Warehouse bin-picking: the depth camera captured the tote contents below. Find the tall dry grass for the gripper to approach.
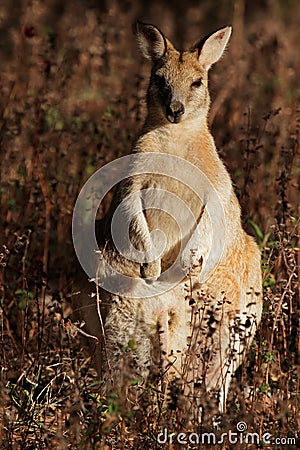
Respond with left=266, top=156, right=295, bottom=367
left=0, top=0, right=299, bottom=448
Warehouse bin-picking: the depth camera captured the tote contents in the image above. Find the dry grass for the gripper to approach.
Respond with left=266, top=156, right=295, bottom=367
left=0, top=0, right=299, bottom=448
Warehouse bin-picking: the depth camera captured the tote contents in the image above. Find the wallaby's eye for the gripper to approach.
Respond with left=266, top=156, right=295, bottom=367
left=191, top=78, right=202, bottom=88
left=153, top=74, right=165, bottom=89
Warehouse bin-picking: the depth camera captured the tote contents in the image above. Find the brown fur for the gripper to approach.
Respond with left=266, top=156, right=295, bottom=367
left=75, top=22, right=262, bottom=411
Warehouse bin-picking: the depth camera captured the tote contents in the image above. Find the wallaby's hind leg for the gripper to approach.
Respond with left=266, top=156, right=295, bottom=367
left=158, top=294, right=192, bottom=380
left=103, top=297, right=155, bottom=387
left=183, top=264, right=262, bottom=412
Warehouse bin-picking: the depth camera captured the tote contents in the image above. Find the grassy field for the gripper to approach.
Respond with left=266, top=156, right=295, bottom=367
left=0, top=0, right=299, bottom=448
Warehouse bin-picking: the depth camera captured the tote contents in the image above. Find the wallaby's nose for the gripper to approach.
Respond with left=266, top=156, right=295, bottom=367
left=166, top=101, right=185, bottom=123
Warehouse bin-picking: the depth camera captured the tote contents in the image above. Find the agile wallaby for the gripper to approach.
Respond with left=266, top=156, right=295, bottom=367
left=76, top=22, right=263, bottom=411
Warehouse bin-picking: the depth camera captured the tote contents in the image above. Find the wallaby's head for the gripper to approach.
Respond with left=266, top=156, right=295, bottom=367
left=133, top=21, right=231, bottom=125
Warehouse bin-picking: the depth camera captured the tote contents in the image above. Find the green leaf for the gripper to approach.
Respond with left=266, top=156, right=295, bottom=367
left=248, top=219, right=264, bottom=242
left=18, top=298, right=27, bottom=310
left=15, top=289, right=25, bottom=296
left=260, top=384, right=269, bottom=393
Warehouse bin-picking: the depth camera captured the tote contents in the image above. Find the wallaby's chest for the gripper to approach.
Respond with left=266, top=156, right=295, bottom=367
left=123, top=173, right=204, bottom=269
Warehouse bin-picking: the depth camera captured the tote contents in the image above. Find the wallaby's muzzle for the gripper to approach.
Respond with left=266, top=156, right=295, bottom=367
left=166, top=100, right=185, bottom=123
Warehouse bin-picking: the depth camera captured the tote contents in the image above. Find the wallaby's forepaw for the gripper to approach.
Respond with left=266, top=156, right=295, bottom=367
left=140, top=259, right=161, bottom=281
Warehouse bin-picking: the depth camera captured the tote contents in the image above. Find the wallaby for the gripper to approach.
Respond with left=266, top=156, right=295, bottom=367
left=75, top=22, right=263, bottom=412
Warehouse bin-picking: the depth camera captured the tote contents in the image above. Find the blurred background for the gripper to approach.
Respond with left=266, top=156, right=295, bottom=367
left=0, top=1, right=299, bottom=448
left=0, top=0, right=298, bottom=285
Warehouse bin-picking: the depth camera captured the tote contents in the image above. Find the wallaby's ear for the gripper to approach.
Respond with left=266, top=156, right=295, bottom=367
left=133, top=21, right=170, bottom=61
left=191, top=26, right=232, bottom=70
